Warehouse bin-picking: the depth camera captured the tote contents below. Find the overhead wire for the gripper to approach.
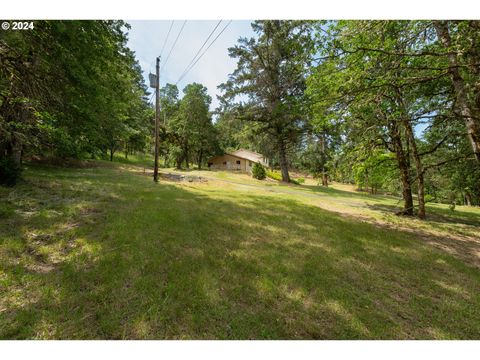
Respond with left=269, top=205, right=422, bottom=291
left=159, top=20, right=175, bottom=59
left=161, top=20, right=187, bottom=73
left=175, top=20, right=232, bottom=85
left=175, top=20, right=223, bottom=84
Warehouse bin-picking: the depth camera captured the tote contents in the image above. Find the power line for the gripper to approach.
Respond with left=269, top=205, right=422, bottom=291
left=161, top=20, right=187, bottom=73
left=176, top=20, right=232, bottom=85
left=159, top=20, right=174, bottom=59
left=176, top=20, right=222, bottom=85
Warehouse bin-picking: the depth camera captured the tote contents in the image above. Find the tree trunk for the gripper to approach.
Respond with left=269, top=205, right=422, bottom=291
left=390, top=121, right=414, bottom=215
left=11, top=140, right=22, bottom=168
left=198, top=149, right=203, bottom=170
left=434, top=21, right=480, bottom=162
left=364, top=168, right=369, bottom=193
left=322, top=172, right=328, bottom=186
left=403, top=119, right=426, bottom=219
left=320, top=132, right=328, bottom=186
left=465, top=191, right=472, bottom=206
left=395, top=83, right=427, bottom=219
left=176, top=148, right=184, bottom=169
left=184, top=142, right=189, bottom=169
left=278, top=138, right=290, bottom=182
left=164, top=149, right=169, bottom=168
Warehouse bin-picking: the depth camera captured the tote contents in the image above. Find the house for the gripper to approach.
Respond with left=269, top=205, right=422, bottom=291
left=207, top=149, right=269, bottom=173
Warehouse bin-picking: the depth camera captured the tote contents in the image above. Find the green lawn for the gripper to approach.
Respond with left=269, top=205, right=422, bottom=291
left=1, top=161, right=479, bottom=339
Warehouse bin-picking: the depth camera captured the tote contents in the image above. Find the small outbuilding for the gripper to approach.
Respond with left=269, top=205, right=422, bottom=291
left=207, top=149, right=269, bottom=173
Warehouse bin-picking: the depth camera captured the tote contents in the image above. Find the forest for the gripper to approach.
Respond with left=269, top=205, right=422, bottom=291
left=2, top=20, right=480, bottom=220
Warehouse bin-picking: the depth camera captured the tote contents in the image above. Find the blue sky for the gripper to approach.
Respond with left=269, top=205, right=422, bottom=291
left=126, top=20, right=255, bottom=110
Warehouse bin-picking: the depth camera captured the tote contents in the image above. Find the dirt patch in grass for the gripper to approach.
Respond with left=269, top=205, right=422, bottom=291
left=307, top=199, right=480, bottom=268
left=334, top=215, right=479, bottom=269
left=125, top=166, right=209, bottom=183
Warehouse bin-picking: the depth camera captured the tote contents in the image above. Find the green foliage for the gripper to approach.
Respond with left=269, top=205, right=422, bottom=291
left=37, top=116, right=81, bottom=158
left=252, top=162, right=266, bottom=180
left=266, top=170, right=282, bottom=181
left=353, top=152, right=396, bottom=194
left=267, top=169, right=304, bottom=184
left=220, top=20, right=315, bottom=182
left=0, top=157, right=22, bottom=186
left=167, top=83, right=218, bottom=169
left=305, top=20, right=480, bottom=215
left=0, top=20, right=150, bottom=178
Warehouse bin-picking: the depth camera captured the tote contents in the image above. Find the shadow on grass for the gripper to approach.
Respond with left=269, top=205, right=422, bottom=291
left=1, top=164, right=479, bottom=339
left=299, top=184, right=387, bottom=199
left=366, top=203, right=480, bottom=227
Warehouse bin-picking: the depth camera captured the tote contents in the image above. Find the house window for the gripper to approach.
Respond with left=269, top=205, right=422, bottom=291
left=236, top=160, right=241, bottom=165
left=223, top=161, right=227, bottom=165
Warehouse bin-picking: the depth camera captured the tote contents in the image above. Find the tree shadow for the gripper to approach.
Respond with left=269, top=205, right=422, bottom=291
left=366, top=203, right=480, bottom=227
left=1, top=165, right=480, bottom=339
left=299, top=183, right=393, bottom=200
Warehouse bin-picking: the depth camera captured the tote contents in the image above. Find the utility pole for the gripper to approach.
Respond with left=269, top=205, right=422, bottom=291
left=153, top=56, right=160, bottom=182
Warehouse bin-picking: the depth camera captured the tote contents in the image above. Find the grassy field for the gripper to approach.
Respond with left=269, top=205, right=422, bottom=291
left=1, top=159, right=479, bottom=339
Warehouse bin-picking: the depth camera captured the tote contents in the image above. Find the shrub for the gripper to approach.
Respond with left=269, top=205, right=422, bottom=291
left=252, top=163, right=266, bottom=180
left=424, top=194, right=435, bottom=203
left=0, top=157, right=22, bottom=186
left=266, top=170, right=282, bottom=181
left=267, top=170, right=304, bottom=185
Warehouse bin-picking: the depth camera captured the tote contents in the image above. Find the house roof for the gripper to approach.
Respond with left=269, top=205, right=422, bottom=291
left=208, top=149, right=267, bottom=164
left=229, top=149, right=265, bottom=163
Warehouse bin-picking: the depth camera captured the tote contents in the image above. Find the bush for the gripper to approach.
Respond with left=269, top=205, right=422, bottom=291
left=0, top=157, right=22, bottom=186
left=424, top=194, right=435, bottom=203
left=252, top=163, right=266, bottom=180
left=267, top=170, right=304, bottom=185
left=266, top=170, right=282, bottom=181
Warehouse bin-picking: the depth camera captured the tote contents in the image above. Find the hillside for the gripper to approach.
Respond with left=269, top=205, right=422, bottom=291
left=1, top=160, right=479, bottom=339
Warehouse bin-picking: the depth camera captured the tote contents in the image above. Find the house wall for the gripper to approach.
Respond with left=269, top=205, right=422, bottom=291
left=231, top=150, right=269, bottom=167
left=208, top=154, right=255, bottom=172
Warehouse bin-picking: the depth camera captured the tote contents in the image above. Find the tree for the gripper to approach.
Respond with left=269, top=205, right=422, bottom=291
left=433, top=21, right=480, bottom=162
left=168, top=83, right=215, bottom=169
left=307, top=20, right=470, bottom=218
left=220, top=20, right=314, bottom=182
left=0, top=20, right=150, bottom=181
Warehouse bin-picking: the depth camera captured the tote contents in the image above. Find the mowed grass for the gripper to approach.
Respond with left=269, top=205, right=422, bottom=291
left=1, top=162, right=479, bottom=339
